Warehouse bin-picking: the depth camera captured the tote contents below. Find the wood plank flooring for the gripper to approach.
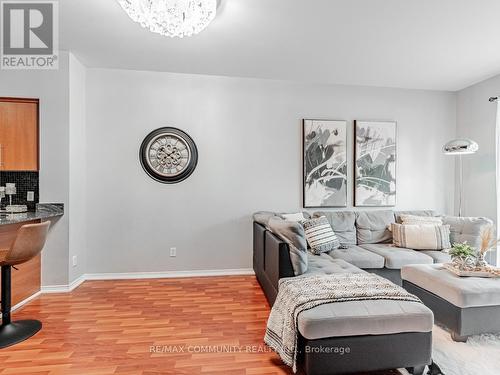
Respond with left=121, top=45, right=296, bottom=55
left=0, top=276, right=402, bottom=375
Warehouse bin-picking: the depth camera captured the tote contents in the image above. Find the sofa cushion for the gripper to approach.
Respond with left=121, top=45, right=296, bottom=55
left=394, top=210, right=437, bottom=223
left=304, top=254, right=365, bottom=276
left=328, top=245, right=385, bottom=269
left=313, top=211, right=357, bottom=245
left=297, top=299, right=434, bottom=339
left=356, top=210, right=395, bottom=244
left=419, top=250, right=452, bottom=264
left=360, top=243, right=434, bottom=269
left=443, top=216, right=494, bottom=249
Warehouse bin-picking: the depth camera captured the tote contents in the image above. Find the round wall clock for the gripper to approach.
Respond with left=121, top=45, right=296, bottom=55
left=139, top=127, right=198, bottom=184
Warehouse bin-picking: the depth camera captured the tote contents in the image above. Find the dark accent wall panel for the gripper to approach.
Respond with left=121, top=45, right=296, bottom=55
left=0, top=172, right=39, bottom=211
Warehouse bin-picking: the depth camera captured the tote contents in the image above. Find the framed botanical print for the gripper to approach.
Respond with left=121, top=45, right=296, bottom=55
left=303, top=119, right=348, bottom=208
left=354, top=121, right=396, bottom=207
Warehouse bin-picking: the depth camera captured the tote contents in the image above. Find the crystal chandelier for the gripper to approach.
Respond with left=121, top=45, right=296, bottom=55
left=117, top=0, right=217, bottom=38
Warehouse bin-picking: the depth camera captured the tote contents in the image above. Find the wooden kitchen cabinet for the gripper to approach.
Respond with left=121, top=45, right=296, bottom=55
left=0, top=98, right=39, bottom=171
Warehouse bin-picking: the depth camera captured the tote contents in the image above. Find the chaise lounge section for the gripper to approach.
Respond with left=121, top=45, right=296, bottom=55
left=296, top=254, right=433, bottom=375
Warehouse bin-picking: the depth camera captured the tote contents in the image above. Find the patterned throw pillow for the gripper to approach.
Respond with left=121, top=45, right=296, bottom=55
left=391, top=223, right=451, bottom=250
left=302, top=216, right=340, bottom=254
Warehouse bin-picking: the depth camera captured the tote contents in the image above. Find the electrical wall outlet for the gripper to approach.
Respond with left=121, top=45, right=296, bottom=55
left=170, top=247, right=177, bottom=257
left=27, top=191, right=35, bottom=201
left=72, top=255, right=77, bottom=267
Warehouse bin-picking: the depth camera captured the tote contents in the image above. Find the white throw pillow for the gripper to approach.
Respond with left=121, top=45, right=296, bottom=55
left=281, top=212, right=307, bottom=222
left=391, top=223, right=451, bottom=250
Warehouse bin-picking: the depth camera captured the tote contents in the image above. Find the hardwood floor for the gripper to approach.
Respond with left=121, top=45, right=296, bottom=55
left=0, top=276, right=402, bottom=375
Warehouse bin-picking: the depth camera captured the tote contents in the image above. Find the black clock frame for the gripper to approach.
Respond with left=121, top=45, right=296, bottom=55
left=139, top=127, right=198, bottom=184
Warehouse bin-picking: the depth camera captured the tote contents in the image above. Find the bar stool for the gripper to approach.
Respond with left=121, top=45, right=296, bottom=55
left=0, top=221, right=50, bottom=348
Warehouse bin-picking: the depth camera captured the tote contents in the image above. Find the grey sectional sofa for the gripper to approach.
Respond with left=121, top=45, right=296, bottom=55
left=253, top=209, right=492, bottom=375
left=254, top=210, right=492, bottom=303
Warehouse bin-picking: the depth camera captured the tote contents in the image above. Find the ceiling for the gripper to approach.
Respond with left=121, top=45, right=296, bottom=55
left=61, top=0, right=500, bottom=91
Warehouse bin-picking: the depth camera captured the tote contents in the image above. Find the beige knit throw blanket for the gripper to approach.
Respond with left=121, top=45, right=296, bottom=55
left=264, top=273, right=421, bottom=373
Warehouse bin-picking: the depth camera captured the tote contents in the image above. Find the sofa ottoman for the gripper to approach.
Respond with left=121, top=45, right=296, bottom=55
left=296, top=295, right=433, bottom=375
left=402, top=264, right=500, bottom=341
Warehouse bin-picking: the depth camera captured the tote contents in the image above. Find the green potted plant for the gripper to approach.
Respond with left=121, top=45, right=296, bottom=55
left=449, top=242, right=477, bottom=270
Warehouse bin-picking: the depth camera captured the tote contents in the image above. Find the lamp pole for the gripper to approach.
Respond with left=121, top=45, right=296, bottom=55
left=442, top=138, right=478, bottom=218
left=458, top=154, right=463, bottom=217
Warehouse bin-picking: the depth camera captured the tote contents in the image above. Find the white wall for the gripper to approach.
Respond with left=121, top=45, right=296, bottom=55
left=456, top=74, right=500, bottom=264
left=0, top=52, right=70, bottom=285
left=85, top=68, right=457, bottom=274
left=0, top=62, right=460, bottom=282
left=69, top=53, right=87, bottom=282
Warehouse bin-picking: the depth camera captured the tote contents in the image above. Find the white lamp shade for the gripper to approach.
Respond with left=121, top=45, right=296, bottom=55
left=443, top=139, right=479, bottom=155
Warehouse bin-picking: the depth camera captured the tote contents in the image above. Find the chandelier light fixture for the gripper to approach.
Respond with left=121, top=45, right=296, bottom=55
left=117, top=0, right=217, bottom=38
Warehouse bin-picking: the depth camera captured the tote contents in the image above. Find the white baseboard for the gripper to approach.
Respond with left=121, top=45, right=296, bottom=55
left=12, top=291, right=42, bottom=312
left=14, top=268, right=254, bottom=309
left=41, top=274, right=86, bottom=293
left=84, top=268, right=255, bottom=281
left=41, top=268, right=254, bottom=290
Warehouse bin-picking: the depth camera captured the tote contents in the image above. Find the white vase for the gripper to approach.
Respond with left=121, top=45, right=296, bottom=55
left=475, top=252, right=488, bottom=268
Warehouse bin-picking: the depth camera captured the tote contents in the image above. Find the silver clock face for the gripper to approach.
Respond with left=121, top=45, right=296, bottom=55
left=146, top=133, right=191, bottom=177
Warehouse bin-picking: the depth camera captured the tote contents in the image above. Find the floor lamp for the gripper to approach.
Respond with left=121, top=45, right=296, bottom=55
left=443, top=139, right=479, bottom=217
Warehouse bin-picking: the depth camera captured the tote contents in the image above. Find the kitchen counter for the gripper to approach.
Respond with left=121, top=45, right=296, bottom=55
left=0, top=203, right=64, bottom=226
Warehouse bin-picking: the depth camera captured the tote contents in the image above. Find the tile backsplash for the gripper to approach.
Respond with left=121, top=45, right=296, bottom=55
left=0, top=172, right=39, bottom=211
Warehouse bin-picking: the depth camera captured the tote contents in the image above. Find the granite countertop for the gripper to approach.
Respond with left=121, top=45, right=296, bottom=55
left=0, top=203, right=64, bottom=226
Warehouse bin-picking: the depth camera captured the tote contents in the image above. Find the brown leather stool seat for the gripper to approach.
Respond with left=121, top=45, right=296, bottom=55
left=0, top=221, right=50, bottom=349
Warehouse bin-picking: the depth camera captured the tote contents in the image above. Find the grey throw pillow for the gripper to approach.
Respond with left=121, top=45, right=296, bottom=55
left=268, top=217, right=308, bottom=276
